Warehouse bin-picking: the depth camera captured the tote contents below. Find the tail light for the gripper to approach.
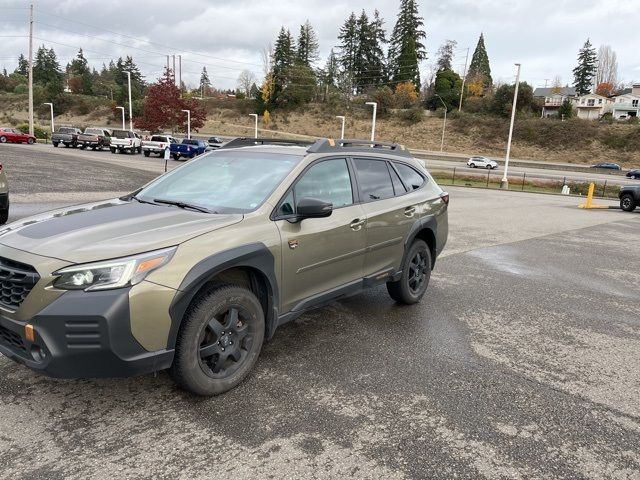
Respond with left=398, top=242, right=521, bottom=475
left=160, top=144, right=164, bottom=149
left=440, top=192, right=449, bottom=205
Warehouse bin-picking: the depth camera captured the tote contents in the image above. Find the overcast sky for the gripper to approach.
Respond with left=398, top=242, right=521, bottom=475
left=1, top=0, right=638, bottom=91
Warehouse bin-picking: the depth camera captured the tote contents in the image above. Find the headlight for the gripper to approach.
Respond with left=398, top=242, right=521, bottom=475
left=53, top=247, right=176, bottom=291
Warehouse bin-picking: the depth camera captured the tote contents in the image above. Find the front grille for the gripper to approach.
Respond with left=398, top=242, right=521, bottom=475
left=0, top=257, right=40, bottom=311
left=0, top=324, right=26, bottom=353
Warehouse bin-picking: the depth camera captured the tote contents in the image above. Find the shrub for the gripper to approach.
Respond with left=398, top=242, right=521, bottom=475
left=16, top=122, right=49, bottom=139
left=13, top=84, right=28, bottom=94
left=399, top=107, right=424, bottom=124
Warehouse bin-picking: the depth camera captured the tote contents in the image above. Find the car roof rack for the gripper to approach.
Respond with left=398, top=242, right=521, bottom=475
left=306, top=138, right=412, bottom=158
left=220, top=137, right=314, bottom=149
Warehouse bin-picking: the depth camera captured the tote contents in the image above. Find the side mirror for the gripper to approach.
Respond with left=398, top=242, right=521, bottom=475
left=294, top=197, right=333, bottom=221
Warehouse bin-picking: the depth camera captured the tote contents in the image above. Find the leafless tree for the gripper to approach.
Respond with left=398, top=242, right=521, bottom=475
left=596, top=45, right=618, bottom=87
left=260, top=43, right=273, bottom=78
left=237, top=70, right=258, bottom=97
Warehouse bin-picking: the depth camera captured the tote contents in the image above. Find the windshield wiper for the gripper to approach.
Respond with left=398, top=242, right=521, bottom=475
left=131, top=195, right=156, bottom=205
left=153, top=198, right=212, bottom=213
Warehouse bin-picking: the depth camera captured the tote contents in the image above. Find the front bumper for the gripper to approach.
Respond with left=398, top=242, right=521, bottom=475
left=0, top=288, right=173, bottom=378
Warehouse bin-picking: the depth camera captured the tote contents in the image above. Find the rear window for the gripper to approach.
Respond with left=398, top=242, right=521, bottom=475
left=58, top=127, right=74, bottom=133
left=394, top=163, right=425, bottom=191
left=151, top=136, right=169, bottom=142
left=183, top=139, right=198, bottom=145
left=85, top=128, right=103, bottom=135
left=111, top=130, right=132, bottom=138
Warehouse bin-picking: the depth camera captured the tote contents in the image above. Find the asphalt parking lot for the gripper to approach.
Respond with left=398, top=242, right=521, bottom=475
left=0, top=144, right=639, bottom=479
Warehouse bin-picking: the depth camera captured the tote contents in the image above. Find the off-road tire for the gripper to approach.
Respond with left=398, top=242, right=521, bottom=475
left=143, top=150, right=150, bottom=157
left=620, top=194, right=636, bottom=212
left=110, top=147, right=116, bottom=154
left=53, top=142, right=59, bottom=147
left=170, top=285, right=265, bottom=396
left=0, top=208, right=8, bottom=225
left=387, top=240, right=432, bottom=305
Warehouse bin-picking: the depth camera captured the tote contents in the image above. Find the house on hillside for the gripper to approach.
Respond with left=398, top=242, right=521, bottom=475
left=533, top=87, right=576, bottom=117
left=572, top=94, right=612, bottom=120
left=610, top=86, right=640, bottom=120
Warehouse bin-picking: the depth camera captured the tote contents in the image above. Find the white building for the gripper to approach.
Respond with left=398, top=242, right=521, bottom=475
left=572, top=94, right=612, bottom=120
left=610, top=93, right=640, bottom=120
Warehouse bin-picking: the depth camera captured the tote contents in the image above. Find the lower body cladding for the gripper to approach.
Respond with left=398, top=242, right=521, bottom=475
left=0, top=283, right=175, bottom=378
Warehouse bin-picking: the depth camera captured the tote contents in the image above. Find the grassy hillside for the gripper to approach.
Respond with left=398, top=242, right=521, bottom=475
left=1, top=93, right=638, bottom=167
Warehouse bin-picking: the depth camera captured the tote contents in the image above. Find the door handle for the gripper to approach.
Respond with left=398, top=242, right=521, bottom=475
left=404, top=206, right=416, bottom=217
left=350, top=218, right=366, bottom=231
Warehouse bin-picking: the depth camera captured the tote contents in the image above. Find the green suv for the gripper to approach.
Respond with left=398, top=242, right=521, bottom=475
left=0, top=138, right=448, bottom=395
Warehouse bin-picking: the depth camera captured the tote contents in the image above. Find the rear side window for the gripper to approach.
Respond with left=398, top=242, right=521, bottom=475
left=389, top=165, right=407, bottom=195
left=394, top=163, right=425, bottom=191
left=353, top=159, right=394, bottom=202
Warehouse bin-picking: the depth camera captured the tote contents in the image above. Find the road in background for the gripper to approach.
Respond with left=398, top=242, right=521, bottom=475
left=0, top=144, right=639, bottom=479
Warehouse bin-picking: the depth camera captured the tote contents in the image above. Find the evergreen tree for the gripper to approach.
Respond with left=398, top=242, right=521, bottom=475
left=323, top=49, right=339, bottom=88
left=352, top=10, right=388, bottom=92
left=33, top=46, right=64, bottom=100
left=388, top=0, right=426, bottom=88
left=558, top=98, right=572, bottom=119
left=467, top=33, right=492, bottom=89
left=272, top=27, right=295, bottom=96
left=436, top=40, right=457, bottom=72
left=67, top=48, right=92, bottom=94
left=427, top=68, right=462, bottom=111
left=296, top=21, right=319, bottom=67
left=199, top=67, right=211, bottom=95
left=572, top=38, right=597, bottom=95
left=337, top=12, right=358, bottom=95
left=113, top=56, right=145, bottom=106
left=15, top=54, right=28, bottom=76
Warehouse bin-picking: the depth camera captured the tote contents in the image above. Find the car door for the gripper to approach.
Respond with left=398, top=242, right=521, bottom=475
left=352, top=157, right=419, bottom=277
left=274, top=158, right=367, bottom=313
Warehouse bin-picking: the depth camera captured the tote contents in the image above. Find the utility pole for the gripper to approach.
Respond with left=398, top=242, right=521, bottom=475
left=435, top=94, right=447, bottom=152
left=166, top=55, right=170, bottom=73
left=544, top=79, right=549, bottom=88
left=458, top=47, right=469, bottom=111
left=501, top=63, right=521, bottom=190
left=28, top=4, right=34, bottom=136
left=178, top=55, right=182, bottom=92
left=172, top=55, right=176, bottom=85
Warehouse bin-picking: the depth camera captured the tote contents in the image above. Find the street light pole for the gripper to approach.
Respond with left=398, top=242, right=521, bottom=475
left=501, top=63, right=521, bottom=190
left=116, top=106, right=125, bottom=130
left=43, top=102, right=54, bottom=134
left=365, top=102, right=377, bottom=141
left=458, top=47, right=470, bottom=111
left=181, top=109, right=191, bottom=139
left=249, top=114, right=258, bottom=138
left=28, top=3, right=34, bottom=136
left=434, top=94, right=447, bottom=152
left=336, top=115, right=346, bottom=139
left=125, top=71, right=133, bottom=131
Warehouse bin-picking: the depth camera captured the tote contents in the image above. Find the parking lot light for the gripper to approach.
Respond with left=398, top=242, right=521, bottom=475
left=43, top=102, right=54, bottom=133
left=125, top=71, right=133, bottom=131
left=365, top=102, right=377, bottom=141
left=434, top=94, right=447, bottom=152
left=249, top=114, right=258, bottom=139
left=501, top=63, right=521, bottom=190
left=115, top=106, right=125, bottom=130
left=336, top=115, right=346, bottom=139
left=181, top=109, right=191, bottom=139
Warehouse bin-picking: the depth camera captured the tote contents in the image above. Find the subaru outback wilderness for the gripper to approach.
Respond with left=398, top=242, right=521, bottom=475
left=0, top=138, right=448, bottom=396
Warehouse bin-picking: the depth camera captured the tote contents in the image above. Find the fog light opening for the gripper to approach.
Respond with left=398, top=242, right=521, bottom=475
left=30, top=345, right=46, bottom=362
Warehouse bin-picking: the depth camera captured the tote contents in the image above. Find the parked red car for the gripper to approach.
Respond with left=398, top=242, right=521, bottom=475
left=0, top=128, right=36, bottom=145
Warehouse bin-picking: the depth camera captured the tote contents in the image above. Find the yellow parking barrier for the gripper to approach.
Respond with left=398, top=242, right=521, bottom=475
left=578, top=183, right=610, bottom=209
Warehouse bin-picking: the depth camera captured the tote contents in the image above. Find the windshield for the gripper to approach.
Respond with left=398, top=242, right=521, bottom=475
left=137, top=151, right=302, bottom=214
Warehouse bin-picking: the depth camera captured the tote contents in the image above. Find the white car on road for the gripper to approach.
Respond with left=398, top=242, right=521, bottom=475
left=467, top=156, right=498, bottom=169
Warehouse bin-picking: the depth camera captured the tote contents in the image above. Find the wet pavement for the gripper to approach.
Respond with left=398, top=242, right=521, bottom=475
left=0, top=144, right=639, bottom=479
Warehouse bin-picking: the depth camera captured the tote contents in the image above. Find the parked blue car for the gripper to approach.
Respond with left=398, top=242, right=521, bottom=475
left=170, top=138, right=207, bottom=160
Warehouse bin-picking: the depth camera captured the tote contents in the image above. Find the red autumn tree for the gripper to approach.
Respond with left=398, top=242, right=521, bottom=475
left=595, top=82, right=614, bottom=97
left=133, top=68, right=206, bottom=133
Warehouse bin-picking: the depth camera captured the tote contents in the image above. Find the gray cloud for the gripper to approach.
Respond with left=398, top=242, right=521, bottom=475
left=1, top=0, right=637, bottom=90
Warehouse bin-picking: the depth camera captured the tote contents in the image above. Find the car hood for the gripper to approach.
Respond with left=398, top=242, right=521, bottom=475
left=0, top=199, right=242, bottom=264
